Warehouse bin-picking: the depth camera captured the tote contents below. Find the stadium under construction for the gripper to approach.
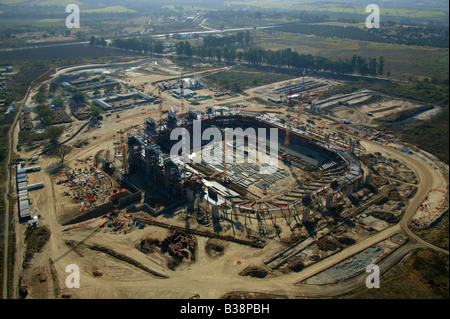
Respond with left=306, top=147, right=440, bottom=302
left=124, top=106, right=364, bottom=222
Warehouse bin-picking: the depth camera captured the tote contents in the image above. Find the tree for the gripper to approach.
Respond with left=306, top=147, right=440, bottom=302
left=49, top=82, right=60, bottom=93
left=50, top=145, right=72, bottom=163
left=175, top=41, right=184, bottom=55
left=32, top=93, right=47, bottom=104
left=51, top=96, right=64, bottom=108
left=71, top=92, right=85, bottom=104
left=89, top=105, right=104, bottom=118
left=43, top=115, right=53, bottom=126
left=244, top=30, right=251, bottom=46
left=46, top=126, right=64, bottom=141
left=184, top=41, right=192, bottom=57
left=378, top=56, right=385, bottom=76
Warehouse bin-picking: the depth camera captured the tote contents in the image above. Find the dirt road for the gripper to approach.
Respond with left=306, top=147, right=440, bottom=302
left=7, top=61, right=448, bottom=299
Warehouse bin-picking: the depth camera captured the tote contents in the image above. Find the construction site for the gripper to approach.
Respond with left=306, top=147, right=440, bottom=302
left=12, top=58, right=448, bottom=300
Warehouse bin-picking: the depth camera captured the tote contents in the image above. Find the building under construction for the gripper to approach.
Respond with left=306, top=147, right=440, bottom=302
left=125, top=106, right=364, bottom=215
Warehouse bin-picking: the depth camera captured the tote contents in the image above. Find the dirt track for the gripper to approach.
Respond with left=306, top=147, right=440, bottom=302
left=13, top=123, right=446, bottom=299
left=7, top=61, right=449, bottom=299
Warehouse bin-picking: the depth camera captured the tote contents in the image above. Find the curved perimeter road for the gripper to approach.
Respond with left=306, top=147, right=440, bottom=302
left=4, top=60, right=448, bottom=298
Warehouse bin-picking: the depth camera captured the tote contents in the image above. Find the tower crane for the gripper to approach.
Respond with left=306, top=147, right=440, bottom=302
left=279, top=88, right=293, bottom=150
left=284, top=113, right=291, bottom=150
left=296, top=102, right=303, bottom=128
left=177, top=74, right=188, bottom=165
left=119, top=129, right=128, bottom=174
left=178, top=74, right=186, bottom=120
left=223, top=129, right=227, bottom=183
left=158, top=87, right=163, bottom=126
left=141, top=84, right=166, bottom=128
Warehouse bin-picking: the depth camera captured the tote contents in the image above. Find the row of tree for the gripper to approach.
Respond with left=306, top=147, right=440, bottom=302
left=177, top=42, right=385, bottom=77
left=109, top=32, right=385, bottom=76
left=276, top=23, right=449, bottom=48
left=90, top=36, right=108, bottom=47
left=203, top=31, right=251, bottom=48
left=111, top=38, right=164, bottom=53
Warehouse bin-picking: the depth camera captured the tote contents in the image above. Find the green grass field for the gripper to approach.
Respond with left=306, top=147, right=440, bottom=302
left=252, top=30, right=449, bottom=81
left=0, top=0, right=29, bottom=4
left=82, top=6, right=136, bottom=14
left=0, top=17, right=66, bottom=28
left=33, top=0, right=83, bottom=6
left=231, top=1, right=448, bottom=19
left=36, top=18, right=63, bottom=23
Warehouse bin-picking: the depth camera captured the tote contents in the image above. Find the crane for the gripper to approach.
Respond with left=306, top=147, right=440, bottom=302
left=306, top=92, right=323, bottom=111
left=296, top=102, right=303, bottom=128
left=175, top=74, right=189, bottom=164
left=279, top=88, right=293, bottom=150
left=223, top=129, right=227, bottom=183
left=284, top=113, right=291, bottom=150
left=178, top=74, right=186, bottom=120
left=140, top=83, right=165, bottom=128
left=119, top=129, right=128, bottom=174
left=158, top=87, right=163, bottom=126
left=279, top=88, right=293, bottom=111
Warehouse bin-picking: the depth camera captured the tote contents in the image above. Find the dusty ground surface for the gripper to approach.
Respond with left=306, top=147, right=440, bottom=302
left=11, top=59, right=449, bottom=300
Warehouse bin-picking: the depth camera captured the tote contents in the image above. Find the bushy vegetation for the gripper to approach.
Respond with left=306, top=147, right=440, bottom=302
left=111, top=37, right=164, bottom=53
left=319, top=75, right=448, bottom=164
left=276, top=23, right=449, bottom=48
left=204, top=67, right=296, bottom=93
left=174, top=38, right=386, bottom=77
left=402, top=106, right=449, bottom=164
left=202, top=31, right=251, bottom=48
left=0, top=44, right=142, bottom=64
left=23, top=226, right=50, bottom=269
left=348, top=249, right=449, bottom=299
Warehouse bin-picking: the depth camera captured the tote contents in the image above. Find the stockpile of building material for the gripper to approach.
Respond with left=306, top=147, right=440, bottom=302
left=71, top=106, right=90, bottom=120
left=155, top=230, right=196, bottom=260
left=19, top=107, right=33, bottom=130
left=50, top=108, right=71, bottom=124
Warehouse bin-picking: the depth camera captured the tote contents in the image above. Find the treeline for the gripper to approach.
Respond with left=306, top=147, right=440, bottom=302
left=90, top=36, right=107, bottom=47
left=203, top=31, right=251, bottom=47
left=109, top=34, right=385, bottom=76
left=402, top=105, right=449, bottom=164
left=111, top=38, right=164, bottom=53
left=204, top=9, right=328, bottom=27
left=276, top=23, right=449, bottom=48
left=176, top=41, right=385, bottom=77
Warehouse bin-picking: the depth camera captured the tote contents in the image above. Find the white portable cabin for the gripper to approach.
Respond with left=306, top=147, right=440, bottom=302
left=27, top=183, right=44, bottom=191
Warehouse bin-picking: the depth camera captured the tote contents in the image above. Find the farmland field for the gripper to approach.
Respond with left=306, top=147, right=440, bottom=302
left=0, top=44, right=142, bottom=64
left=252, top=30, right=449, bottom=81
left=231, top=1, right=449, bottom=19
left=82, top=6, right=136, bottom=14
left=33, top=0, right=83, bottom=6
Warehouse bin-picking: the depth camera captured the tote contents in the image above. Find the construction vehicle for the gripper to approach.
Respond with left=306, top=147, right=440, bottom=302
left=92, top=269, right=103, bottom=277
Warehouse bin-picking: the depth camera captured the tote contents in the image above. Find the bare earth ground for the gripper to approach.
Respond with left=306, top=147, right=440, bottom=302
left=11, top=61, right=449, bottom=299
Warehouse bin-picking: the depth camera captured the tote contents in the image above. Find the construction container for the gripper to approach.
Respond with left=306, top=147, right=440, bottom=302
left=18, top=182, right=27, bottom=192
left=27, top=183, right=44, bottom=191
left=25, top=166, right=41, bottom=172
left=20, top=208, right=31, bottom=219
